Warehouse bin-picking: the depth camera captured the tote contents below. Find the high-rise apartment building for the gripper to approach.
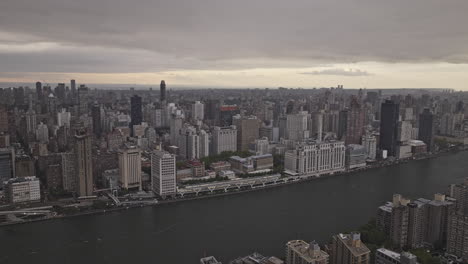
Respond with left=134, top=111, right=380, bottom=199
left=344, top=98, right=365, bottom=145
left=92, top=103, right=102, bottom=137
left=75, top=129, right=93, bottom=196
left=286, top=240, right=329, bottom=264
left=151, top=150, right=176, bottom=197
left=118, top=145, right=142, bottom=190
left=4, top=176, right=41, bottom=203
left=287, top=111, right=309, bottom=141
left=330, top=232, right=370, bottom=264
left=380, top=100, right=400, bottom=157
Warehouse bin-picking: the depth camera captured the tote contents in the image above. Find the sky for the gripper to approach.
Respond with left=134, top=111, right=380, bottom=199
left=1, top=0, right=468, bottom=89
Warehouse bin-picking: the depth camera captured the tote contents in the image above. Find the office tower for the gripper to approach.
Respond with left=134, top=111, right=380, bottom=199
left=0, top=148, right=15, bottom=189
left=46, top=93, right=57, bottom=114
left=70, top=79, right=76, bottom=93
left=311, top=112, right=323, bottom=142
left=36, top=122, right=49, bottom=143
left=397, top=121, right=412, bottom=142
left=130, top=95, right=143, bottom=129
left=3, top=176, right=40, bottom=203
left=57, top=108, right=71, bottom=127
left=118, top=145, right=142, bottom=190
left=160, top=80, right=166, bottom=102
left=75, top=129, right=93, bottom=197
left=78, top=85, right=89, bottom=115
left=36, top=81, right=42, bottom=100
left=212, top=126, right=237, bottom=154
left=361, top=135, right=377, bottom=160
left=219, top=105, right=240, bottom=126
left=151, top=150, right=176, bottom=197
left=55, top=83, right=66, bottom=101
left=375, top=249, right=418, bottom=264
left=25, top=95, right=37, bottom=135
left=233, top=115, right=260, bottom=151
left=15, top=156, right=35, bottom=177
left=338, top=110, right=348, bottom=141
left=91, top=104, right=102, bottom=137
left=345, top=98, right=365, bottom=145
left=286, top=240, right=329, bottom=264
left=169, top=114, right=183, bottom=145
left=192, top=101, right=204, bottom=121
left=0, top=106, right=8, bottom=133
left=284, top=141, right=345, bottom=175
left=330, top=232, right=370, bottom=264
left=418, top=109, right=434, bottom=151
left=380, top=100, right=400, bottom=156
left=287, top=111, right=310, bottom=141
left=61, top=152, right=77, bottom=192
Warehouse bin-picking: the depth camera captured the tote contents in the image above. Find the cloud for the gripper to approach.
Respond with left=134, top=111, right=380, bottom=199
left=300, top=68, right=372, bottom=77
left=0, top=0, right=467, bottom=75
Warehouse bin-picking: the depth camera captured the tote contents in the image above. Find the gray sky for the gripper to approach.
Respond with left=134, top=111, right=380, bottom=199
left=1, top=0, right=468, bottom=88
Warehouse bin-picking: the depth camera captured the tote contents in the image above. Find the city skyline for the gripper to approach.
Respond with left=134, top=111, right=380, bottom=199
left=1, top=1, right=468, bottom=89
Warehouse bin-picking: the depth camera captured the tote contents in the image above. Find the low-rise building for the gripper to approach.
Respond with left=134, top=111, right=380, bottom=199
left=210, top=161, right=231, bottom=173
left=375, top=248, right=418, bottom=264
left=286, top=240, right=329, bottom=264
left=4, top=176, right=41, bottom=203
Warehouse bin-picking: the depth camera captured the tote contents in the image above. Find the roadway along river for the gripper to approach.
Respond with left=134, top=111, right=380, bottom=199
left=1, top=151, right=467, bottom=264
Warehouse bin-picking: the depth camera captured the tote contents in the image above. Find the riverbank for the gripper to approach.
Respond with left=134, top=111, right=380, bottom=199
left=1, top=147, right=466, bottom=227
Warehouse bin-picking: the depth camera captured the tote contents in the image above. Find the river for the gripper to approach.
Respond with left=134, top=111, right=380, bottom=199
left=1, top=151, right=467, bottom=264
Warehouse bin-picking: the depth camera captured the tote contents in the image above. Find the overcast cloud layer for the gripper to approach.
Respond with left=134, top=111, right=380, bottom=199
left=1, top=0, right=468, bottom=88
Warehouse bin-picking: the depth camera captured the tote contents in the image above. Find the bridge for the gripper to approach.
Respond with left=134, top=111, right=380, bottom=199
left=176, top=174, right=313, bottom=197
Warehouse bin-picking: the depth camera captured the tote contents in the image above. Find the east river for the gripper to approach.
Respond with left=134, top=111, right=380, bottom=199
left=1, top=151, right=467, bottom=264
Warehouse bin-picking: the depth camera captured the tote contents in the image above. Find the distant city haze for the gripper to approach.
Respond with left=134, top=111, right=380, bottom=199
left=1, top=0, right=468, bottom=89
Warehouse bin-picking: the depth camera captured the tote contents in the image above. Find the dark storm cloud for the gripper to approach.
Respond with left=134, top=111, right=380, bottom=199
left=1, top=0, right=468, bottom=73
left=300, top=69, right=372, bottom=77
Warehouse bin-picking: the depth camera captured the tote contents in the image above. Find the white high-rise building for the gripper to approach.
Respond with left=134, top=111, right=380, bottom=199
left=362, top=135, right=377, bottom=160
left=36, top=122, right=49, bottom=143
left=118, top=145, right=142, bottom=190
left=199, top=129, right=210, bottom=158
left=192, top=101, right=204, bottom=121
left=284, top=141, right=345, bottom=175
left=212, top=126, right=237, bottom=155
left=151, top=150, right=176, bottom=197
left=287, top=111, right=310, bottom=141
left=57, top=108, right=71, bottom=127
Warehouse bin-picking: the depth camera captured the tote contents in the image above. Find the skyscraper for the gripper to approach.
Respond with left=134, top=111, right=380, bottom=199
left=418, top=108, right=434, bottom=152
left=345, top=98, right=365, bottom=145
left=35, top=81, right=42, bottom=101
left=91, top=104, right=102, bottom=138
left=75, top=129, right=93, bottom=197
left=380, top=100, right=400, bottom=157
left=151, top=150, right=176, bottom=198
left=130, top=95, right=143, bottom=129
left=192, top=101, right=204, bottom=121
left=118, top=145, right=142, bottom=190
left=160, top=80, right=166, bottom=102
left=233, top=115, right=260, bottom=151
left=0, top=148, right=15, bottom=189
